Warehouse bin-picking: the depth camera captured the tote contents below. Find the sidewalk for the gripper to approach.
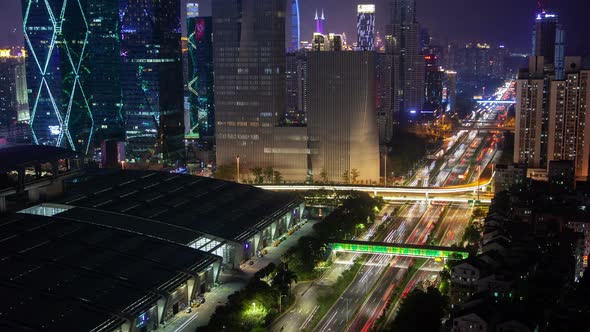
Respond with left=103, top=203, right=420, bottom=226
left=161, top=219, right=318, bottom=332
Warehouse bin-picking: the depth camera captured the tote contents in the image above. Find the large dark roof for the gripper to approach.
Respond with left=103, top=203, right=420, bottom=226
left=0, top=145, right=81, bottom=173
left=0, top=213, right=218, bottom=332
left=56, top=170, right=303, bottom=243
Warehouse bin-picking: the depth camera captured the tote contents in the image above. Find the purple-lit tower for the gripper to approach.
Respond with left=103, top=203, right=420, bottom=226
left=314, top=9, right=325, bottom=34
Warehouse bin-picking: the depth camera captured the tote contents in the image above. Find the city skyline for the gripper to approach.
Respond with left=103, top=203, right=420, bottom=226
left=3, top=0, right=590, bottom=54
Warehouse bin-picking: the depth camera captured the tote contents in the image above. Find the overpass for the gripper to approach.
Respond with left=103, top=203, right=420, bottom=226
left=330, top=240, right=469, bottom=259
left=257, top=173, right=494, bottom=203
left=476, top=100, right=515, bottom=104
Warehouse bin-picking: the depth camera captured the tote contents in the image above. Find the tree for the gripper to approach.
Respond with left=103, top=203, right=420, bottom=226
left=472, top=208, right=486, bottom=220
left=319, top=167, right=328, bottom=183
left=214, top=164, right=237, bottom=181
left=350, top=168, right=360, bottom=184
left=305, top=173, right=314, bottom=184
left=263, top=167, right=274, bottom=183
left=342, top=170, right=350, bottom=184
left=389, top=287, right=449, bottom=332
left=273, top=171, right=283, bottom=184
left=272, top=264, right=298, bottom=295
left=251, top=167, right=263, bottom=184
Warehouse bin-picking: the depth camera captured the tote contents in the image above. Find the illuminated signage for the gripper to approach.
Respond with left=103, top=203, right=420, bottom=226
left=331, top=242, right=469, bottom=259
left=357, top=4, right=375, bottom=13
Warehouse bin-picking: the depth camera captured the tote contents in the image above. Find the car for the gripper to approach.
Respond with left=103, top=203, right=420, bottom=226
left=197, top=295, right=206, bottom=304
left=248, top=260, right=254, bottom=266
left=185, top=307, right=192, bottom=313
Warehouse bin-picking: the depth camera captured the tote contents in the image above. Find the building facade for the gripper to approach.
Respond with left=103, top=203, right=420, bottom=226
left=548, top=57, right=590, bottom=180
left=515, top=56, right=549, bottom=168
left=532, top=11, right=565, bottom=79
left=307, top=51, right=379, bottom=183
left=213, top=0, right=307, bottom=181
left=357, top=4, right=376, bottom=51
left=186, top=16, right=215, bottom=140
left=389, top=0, right=425, bottom=126
left=119, top=0, right=185, bottom=163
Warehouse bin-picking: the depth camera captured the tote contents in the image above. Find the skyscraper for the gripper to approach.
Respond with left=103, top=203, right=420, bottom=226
left=213, top=0, right=308, bottom=181
left=357, top=4, right=376, bottom=51
left=424, top=54, right=444, bottom=113
left=290, top=0, right=300, bottom=51
left=307, top=51, right=379, bottom=183
left=0, top=52, right=28, bottom=127
left=314, top=9, right=325, bottom=34
left=389, top=0, right=425, bottom=126
left=532, top=11, right=565, bottom=79
left=119, top=0, right=185, bottom=163
left=515, top=56, right=549, bottom=168
left=21, top=0, right=96, bottom=153
left=186, top=16, right=214, bottom=140
left=548, top=57, right=590, bottom=180
left=88, top=0, right=125, bottom=147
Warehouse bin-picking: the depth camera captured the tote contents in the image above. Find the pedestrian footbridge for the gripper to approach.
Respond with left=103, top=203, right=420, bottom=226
left=330, top=240, right=469, bottom=259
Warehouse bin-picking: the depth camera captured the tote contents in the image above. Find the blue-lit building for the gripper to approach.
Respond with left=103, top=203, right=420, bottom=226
left=119, top=0, right=185, bottom=163
left=186, top=16, right=214, bottom=140
left=290, top=0, right=301, bottom=51
left=22, top=0, right=95, bottom=154
left=357, top=4, right=375, bottom=51
left=21, top=0, right=126, bottom=157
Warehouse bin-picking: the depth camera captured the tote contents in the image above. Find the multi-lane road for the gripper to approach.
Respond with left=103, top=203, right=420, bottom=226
left=269, top=82, right=514, bottom=332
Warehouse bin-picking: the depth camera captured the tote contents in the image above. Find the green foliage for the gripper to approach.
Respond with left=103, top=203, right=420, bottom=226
left=251, top=167, right=263, bottom=184
left=350, top=168, right=360, bottom=183
left=313, top=192, right=382, bottom=240
left=199, top=263, right=296, bottom=332
left=388, top=131, right=429, bottom=177
left=263, top=167, right=274, bottom=183
left=462, top=221, right=483, bottom=245
left=273, top=170, right=283, bottom=184
left=472, top=207, right=486, bottom=220
left=319, top=167, right=328, bottom=183
left=341, top=170, right=350, bottom=184
left=389, top=287, right=449, bottom=332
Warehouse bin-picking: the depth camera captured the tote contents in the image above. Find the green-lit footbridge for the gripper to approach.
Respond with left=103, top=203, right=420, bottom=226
left=330, top=240, right=469, bottom=259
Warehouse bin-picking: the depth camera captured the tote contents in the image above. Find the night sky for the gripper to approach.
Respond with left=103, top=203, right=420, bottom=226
left=2, top=0, right=589, bottom=54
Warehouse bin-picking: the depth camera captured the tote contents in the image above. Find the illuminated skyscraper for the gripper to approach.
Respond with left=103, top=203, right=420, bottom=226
left=532, top=11, right=565, bottom=79
left=213, top=0, right=308, bottom=181
left=357, top=4, right=375, bottom=51
left=290, top=0, right=300, bottom=51
left=389, top=0, right=424, bottom=126
left=21, top=0, right=96, bottom=153
left=119, top=0, right=185, bottom=162
left=314, top=9, right=325, bottom=34
left=186, top=16, right=214, bottom=139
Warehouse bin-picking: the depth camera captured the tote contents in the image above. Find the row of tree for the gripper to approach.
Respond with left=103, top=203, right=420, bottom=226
left=199, top=262, right=297, bottom=331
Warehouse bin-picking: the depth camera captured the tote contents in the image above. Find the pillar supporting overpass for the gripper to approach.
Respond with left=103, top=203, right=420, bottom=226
left=330, top=240, right=469, bottom=259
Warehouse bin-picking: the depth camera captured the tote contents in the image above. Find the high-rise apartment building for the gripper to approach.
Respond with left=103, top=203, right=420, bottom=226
left=515, top=56, right=549, bottom=168
left=548, top=57, right=590, bottom=180
left=532, top=11, right=565, bottom=79
left=213, top=0, right=308, bottom=181
left=389, top=0, right=425, bottom=126
left=186, top=16, right=214, bottom=140
left=357, top=5, right=376, bottom=51
left=307, top=51, right=379, bottom=183
left=120, top=0, right=184, bottom=163
left=314, top=9, right=325, bottom=34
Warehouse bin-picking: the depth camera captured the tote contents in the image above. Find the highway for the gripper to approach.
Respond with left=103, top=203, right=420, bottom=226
left=313, top=83, right=511, bottom=332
